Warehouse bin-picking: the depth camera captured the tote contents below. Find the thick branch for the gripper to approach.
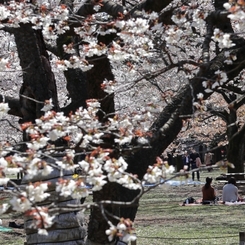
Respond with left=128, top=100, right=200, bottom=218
left=0, top=95, right=22, bottom=117
left=129, top=0, right=173, bottom=16
left=76, top=0, right=125, bottom=17
left=206, top=106, right=229, bottom=123
left=224, top=84, right=245, bottom=94
left=216, top=89, right=236, bottom=104
left=229, top=93, right=245, bottom=110
left=126, top=42, right=245, bottom=179
left=76, top=0, right=173, bottom=19
left=12, top=24, right=59, bottom=123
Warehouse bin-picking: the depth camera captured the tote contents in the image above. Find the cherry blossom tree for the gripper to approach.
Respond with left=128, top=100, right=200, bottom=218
left=0, top=0, right=245, bottom=245
left=205, top=90, right=245, bottom=172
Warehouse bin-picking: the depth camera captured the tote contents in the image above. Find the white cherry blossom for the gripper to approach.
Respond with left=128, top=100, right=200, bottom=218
left=10, top=194, right=32, bottom=212
left=26, top=182, right=50, bottom=202
left=0, top=102, right=9, bottom=118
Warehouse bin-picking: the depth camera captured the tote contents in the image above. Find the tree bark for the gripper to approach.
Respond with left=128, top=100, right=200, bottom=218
left=226, top=107, right=245, bottom=172
left=12, top=24, right=59, bottom=123
left=85, top=55, right=115, bottom=121
left=227, top=132, right=245, bottom=173
left=10, top=24, right=82, bottom=244
left=22, top=155, right=86, bottom=245
left=56, top=34, right=88, bottom=114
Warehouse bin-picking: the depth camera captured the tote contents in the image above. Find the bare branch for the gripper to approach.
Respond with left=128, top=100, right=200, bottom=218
left=76, top=0, right=125, bottom=17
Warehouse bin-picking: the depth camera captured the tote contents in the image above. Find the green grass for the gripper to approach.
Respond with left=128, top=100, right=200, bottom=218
left=134, top=169, right=244, bottom=245
left=136, top=205, right=242, bottom=244
left=1, top=169, right=244, bottom=245
left=0, top=234, right=25, bottom=245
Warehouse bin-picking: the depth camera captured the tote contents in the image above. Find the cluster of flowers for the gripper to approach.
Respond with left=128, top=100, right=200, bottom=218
left=194, top=69, right=229, bottom=112
left=0, top=99, right=174, bottom=241
left=212, top=28, right=235, bottom=50
left=202, top=70, right=229, bottom=94
left=106, top=218, right=136, bottom=243
left=194, top=1, right=245, bottom=112
left=224, top=0, right=245, bottom=31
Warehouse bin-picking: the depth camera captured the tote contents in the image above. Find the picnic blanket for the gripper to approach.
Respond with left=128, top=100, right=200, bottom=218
left=180, top=200, right=245, bottom=206
left=0, top=186, right=15, bottom=191
left=0, top=226, right=12, bottom=232
left=224, top=201, right=245, bottom=205
left=144, top=179, right=204, bottom=187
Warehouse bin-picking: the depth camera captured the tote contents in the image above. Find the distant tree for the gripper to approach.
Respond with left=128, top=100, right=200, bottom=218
left=206, top=90, right=245, bottom=172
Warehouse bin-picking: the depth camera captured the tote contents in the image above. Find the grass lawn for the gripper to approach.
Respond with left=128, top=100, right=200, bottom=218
left=1, top=168, right=244, bottom=245
left=135, top=169, right=245, bottom=245
left=0, top=211, right=25, bottom=245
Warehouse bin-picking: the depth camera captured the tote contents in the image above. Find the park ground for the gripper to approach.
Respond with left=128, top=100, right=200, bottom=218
left=1, top=168, right=245, bottom=245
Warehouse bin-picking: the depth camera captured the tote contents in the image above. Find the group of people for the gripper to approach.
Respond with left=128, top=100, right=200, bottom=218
left=181, top=148, right=244, bottom=204
left=182, top=149, right=202, bottom=181
left=182, top=149, right=214, bottom=182
left=202, top=176, right=243, bottom=204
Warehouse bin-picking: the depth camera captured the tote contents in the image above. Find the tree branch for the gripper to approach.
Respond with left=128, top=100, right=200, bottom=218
left=76, top=0, right=174, bottom=19
left=126, top=41, right=245, bottom=179
left=76, top=0, right=125, bottom=17
left=229, top=93, right=245, bottom=111
left=0, top=95, right=22, bottom=117
left=206, top=105, right=229, bottom=123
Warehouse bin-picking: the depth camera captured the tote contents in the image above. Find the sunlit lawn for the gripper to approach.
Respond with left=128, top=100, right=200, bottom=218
left=135, top=169, right=244, bottom=245
left=1, top=169, right=244, bottom=245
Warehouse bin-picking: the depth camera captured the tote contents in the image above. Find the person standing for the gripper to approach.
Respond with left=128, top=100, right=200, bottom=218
left=182, top=151, right=190, bottom=171
left=204, top=151, right=213, bottom=172
left=182, top=150, right=190, bottom=179
left=190, top=148, right=201, bottom=181
left=202, top=177, right=216, bottom=204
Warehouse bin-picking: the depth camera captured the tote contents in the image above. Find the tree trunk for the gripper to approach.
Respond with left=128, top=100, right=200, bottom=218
left=22, top=155, right=86, bottom=245
left=86, top=55, right=115, bottom=121
left=226, top=104, right=245, bottom=172
left=227, top=135, right=245, bottom=173
left=226, top=108, right=245, bottom=173
left=11, top=25, right=83, bottom=244
left=56, top=34, right=88, bottom=114
left=12, top=24, right=59, bottom=123
left=87, top=183, right=120, bottom=244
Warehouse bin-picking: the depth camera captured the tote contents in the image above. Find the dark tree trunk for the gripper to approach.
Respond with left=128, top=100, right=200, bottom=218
left=11, top=25, right=87, bottom=244
left=56, top=34, right=88, bottom=114
left=86, top=55, right=115, bottom=121
left=225, top=100, right=245, bottom=172
left=227, top=134, right=245, bottom=173
left=88, top=183, right=120, bottom=244
left=12, top=24, right=59, bottom=123
left=226, top=108, right=245, bottom=173
left=83, top=55, right=116, bottom=243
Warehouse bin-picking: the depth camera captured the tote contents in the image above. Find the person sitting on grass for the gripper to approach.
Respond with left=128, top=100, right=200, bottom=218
left=222, top=177, right=243, bottom=203
left=202, top=177, right=216, bottom=204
